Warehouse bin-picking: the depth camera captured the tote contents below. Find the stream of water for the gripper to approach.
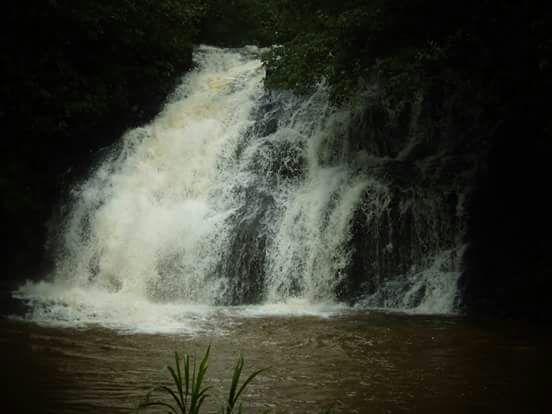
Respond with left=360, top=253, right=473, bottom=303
left=1, top=313, right=546, bottom=413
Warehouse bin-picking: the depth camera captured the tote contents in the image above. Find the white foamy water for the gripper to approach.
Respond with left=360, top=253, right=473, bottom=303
left=14, top=46, right=461, bottom=334
left=355, top=247, right=464, bottom=315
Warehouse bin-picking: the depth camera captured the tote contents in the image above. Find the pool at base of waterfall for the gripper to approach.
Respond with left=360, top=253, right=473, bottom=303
left=1, top=311, right=546, bottom=414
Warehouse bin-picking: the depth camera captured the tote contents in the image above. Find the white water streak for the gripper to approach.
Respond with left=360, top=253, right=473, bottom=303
left=14, top=46, right=460, bottom=334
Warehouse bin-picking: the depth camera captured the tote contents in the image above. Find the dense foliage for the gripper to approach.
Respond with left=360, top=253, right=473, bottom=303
left=261, top=1, right=529, bottom=102
left=1, top=1, right=207, bottom=276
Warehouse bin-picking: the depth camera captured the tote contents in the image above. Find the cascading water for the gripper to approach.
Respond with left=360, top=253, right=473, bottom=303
left=15, top=46, right=465, bottom=333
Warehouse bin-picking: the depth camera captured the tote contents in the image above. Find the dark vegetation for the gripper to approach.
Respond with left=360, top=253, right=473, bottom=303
left=1, top=1, right=547, bottom=318
left=252, top=0, right=548, bottom=319
left=137, top=346, right=265, bottom=413
left=2, top=0, right=207, bottom=278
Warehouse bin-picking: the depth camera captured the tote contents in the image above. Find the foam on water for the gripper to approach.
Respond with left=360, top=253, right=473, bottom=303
left=229, top=299, right=349, bottom=319
left=14, top=282, right=346, bottom=334
left=355, top=247, right=464, bottom=315
left=14, top=281, right=219, bottom=335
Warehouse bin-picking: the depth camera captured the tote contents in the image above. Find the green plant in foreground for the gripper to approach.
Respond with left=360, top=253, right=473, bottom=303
left=137, top=345, right=266, bottom=414
left=222, top=356, right=265, bottom=414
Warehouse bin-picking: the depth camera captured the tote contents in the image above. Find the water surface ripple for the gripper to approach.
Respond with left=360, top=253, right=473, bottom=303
left=1, top=312, right=546, bottom=413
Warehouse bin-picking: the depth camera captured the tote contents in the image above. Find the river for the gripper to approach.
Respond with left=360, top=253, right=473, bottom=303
left=1, top=311, right=546, bottom=413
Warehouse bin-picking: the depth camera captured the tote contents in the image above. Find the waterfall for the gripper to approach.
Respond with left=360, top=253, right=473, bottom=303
left=15, top=46, right=465, bottom=333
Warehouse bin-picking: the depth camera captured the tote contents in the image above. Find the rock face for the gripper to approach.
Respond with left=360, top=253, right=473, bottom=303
left=347, top=75, right=549, bottom=319
left=206, top=68, right=497, bottom=313
left=323, top=79, right=489, bottom=311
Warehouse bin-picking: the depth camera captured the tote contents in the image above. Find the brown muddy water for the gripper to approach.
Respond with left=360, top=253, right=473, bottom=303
left=0, top=311, right=547, bottom=414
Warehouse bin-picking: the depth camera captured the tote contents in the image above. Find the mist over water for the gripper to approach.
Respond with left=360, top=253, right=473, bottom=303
left=15, top=46, right=463, bottom=334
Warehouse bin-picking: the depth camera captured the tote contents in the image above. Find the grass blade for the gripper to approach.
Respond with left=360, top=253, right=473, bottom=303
left=225, top=356, right=267, bottom=414
left=190, top=345, right=211, bottom=413
left=184, top=354, right=190, bottom=409
left=175, top=352, right=185, bottom=412
left=226, top=356, right=243, bottom=411
left=159, top=385, right=186, bottom=413
left=234, top=367, right=266, bottom=404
